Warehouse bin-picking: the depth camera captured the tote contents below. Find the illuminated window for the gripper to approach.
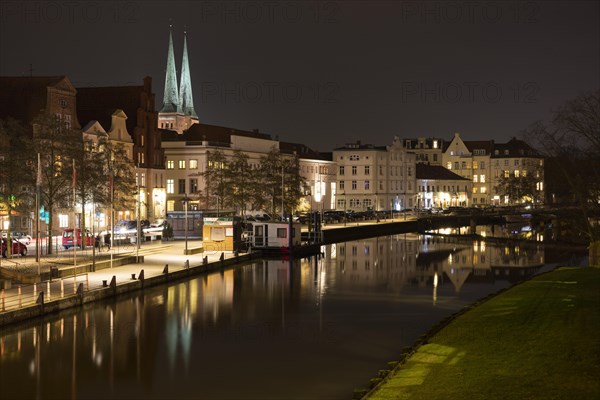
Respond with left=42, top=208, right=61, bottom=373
left=473, top=187, right=478, bottom=193
left=504, top=170, right=510, bottom=178
left=167, top=160, right=174, bottom=169
left=522, top=170, right=527, bottom=177
left=433, top=140, right=438, bottom=149
left=178, top=160, right=186, bottom=169
left=481, top=186, right=487, bottom=193
left=480, top=174, right=485, bottom=183
left=447, top=162, right=452, bottom=169
left=514, top=170, right=520, bottom=178
left=473, top=161, right=478, bottom=169
left=473, top=175, right=478, bottom=182
left=189, top=159, right=198, bottom=169
left=167, top=200, right=174, bottom=212
left=167, top=179, right=174, bottom=194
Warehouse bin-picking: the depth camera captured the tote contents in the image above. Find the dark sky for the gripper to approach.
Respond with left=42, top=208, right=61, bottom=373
left=1, top=1, right=598, bottom=152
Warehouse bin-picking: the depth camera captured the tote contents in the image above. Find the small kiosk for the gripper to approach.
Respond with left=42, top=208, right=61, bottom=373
left=203, top=217, right=243, bottom=252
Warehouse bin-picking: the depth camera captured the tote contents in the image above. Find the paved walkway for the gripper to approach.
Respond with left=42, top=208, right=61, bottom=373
left=0, top=240, right=237, bottom=314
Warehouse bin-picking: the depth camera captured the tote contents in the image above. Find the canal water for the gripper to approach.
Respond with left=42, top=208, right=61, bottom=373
left=0, top=231, right=587, bottom=399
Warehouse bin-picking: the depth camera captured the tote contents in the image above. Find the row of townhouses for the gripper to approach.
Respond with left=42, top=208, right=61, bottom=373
left=0, top=29, right=544, bottom=235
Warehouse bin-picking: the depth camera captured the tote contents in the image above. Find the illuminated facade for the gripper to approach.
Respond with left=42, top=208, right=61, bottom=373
left=333, top=136, right=417, bottom=212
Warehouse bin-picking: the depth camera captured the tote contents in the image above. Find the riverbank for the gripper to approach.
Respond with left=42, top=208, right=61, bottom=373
left=364, top=267, right=600, bottom=400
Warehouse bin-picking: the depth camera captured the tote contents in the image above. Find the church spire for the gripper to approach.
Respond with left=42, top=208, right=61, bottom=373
left=161, top=25, right=179, bottom=113
left=179, top=29, right=197, bottom=117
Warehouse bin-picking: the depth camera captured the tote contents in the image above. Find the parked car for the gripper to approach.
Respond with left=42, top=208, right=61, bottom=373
left=1, top=231, right=32, bottom=245
left=2, top=238, right=27, bottom=257
left=62, top=228, right=94, bottom=249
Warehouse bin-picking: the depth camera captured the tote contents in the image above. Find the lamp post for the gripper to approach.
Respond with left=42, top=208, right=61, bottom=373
left=181, top=195, right=191, bottom=254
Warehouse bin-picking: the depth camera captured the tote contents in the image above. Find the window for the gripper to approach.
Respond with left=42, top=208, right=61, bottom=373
left=379, top=165, right=383, bottom=175
left=522, top=170, right=527, bottom=177
left=433, top=140, right=438, bottom=149
left=473, top=175, right=478, bottom=182
left=178, top=179, right=186, bottom=194
left=277, top=228, right=287, bottom=238
left=363, top=199, right=372, bottom=208
left=339, top=166, right=344, bottom=175
left=480, top=161, right=485, bottom=169
left=166, top=160, right=174, bottom=169
left=473, top=187, right=478, bottom=193
left=352, top=166, right=357, bottom=175
left=514, top=159, right=519, bottom=166
left=433, top=154, right=438, bottom=162
left=337, top=199, right=345, bottom=208
left=364, top=180, right=370, bottom=190
left=351, top=180, right=357, bottom=190
left=339, top=180, right=345, bottom=190
left=454, top=162, right=459, bottom=169
left=447, top=162, right=452, bottom=169
left=481, top=186, right=487, bottom=193
left=189, top=159, right=198, bottom=169
left=505, top=160, right=509, bottom=166
left=190, top=179, right=198, bottom=193
left=141, top=173, right=146, bottom=187
left=504, top=170, right=510, bottom=178
left=364, top=165, right=370, bottom=175
left=166, top=179, right=174, bottom=194
left=480, top=174, right=485, bottom=183
left=461, top=161, right=466, bottom=169
left=473, top=161, right=478, bottom=169
left=167, top=200, right=174, bottom=212
left=514, top=170, right=520, bottom=178
left=179, top=160, right=186, bottom=169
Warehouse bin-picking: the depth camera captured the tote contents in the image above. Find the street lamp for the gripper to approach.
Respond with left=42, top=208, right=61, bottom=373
left=181, top=195, right=191, bottom=254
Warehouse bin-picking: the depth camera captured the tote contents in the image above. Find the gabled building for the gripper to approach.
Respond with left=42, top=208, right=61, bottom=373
left=0, top=76, right=81, bottom=233
left=0, top=76, right=80, bottom=131
left=442, top=133, right=494, bottom=206
left=77, top=77, right=167, bottom=221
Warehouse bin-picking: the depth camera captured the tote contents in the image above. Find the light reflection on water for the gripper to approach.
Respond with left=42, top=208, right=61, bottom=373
left=0, top=233, right=586, bottom=399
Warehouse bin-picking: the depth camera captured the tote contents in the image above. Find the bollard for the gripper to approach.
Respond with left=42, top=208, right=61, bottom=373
left=33, top=283, right=37, bottom=300
left=1, top=289, right=4, bottom=312
left=102, top=280, right=108, bottom=287
left=61, top=279, right=64, bottom=298
left=138, top=269, right=145, bottom=281
left=18, top=286, right=22, bottom=307
left=220, top=252, right=225, bottom=261
left=76, top=283, right=84, bottom=297
left=47, top=281, right=51, bottom=300
left=109, top=276, right=116, bottom=288
left=234, top=249, right=239, bottom=257
left=185, top=260, right=190, bottom=269
left=131, top=273, right=136, bottom=280
left=203, top=256, right=208, bottom=265
left=36, top=291, right=44, bottom=305
left=163, top=264, right=169, bottom=274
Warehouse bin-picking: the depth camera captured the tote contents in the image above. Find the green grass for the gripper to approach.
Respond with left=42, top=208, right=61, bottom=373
left=368, top=267, right=600, bottom=400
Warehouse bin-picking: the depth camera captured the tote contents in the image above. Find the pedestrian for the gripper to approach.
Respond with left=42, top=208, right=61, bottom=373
left=95, top=234, right=100, bottom=248
left=104, top=232, right=111, bottom=250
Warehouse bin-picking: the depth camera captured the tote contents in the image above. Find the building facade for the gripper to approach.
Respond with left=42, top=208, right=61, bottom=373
left=333, top=137, right=417, bottom=212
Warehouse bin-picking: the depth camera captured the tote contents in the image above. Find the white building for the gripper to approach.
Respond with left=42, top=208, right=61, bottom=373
left=332, top=137, right=417, bottom=212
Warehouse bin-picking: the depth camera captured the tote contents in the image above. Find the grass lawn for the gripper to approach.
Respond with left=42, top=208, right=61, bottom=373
left=368, top=267, right=600, bottom=400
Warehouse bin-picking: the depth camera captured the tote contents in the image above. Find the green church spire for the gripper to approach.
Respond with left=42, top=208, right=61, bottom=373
left=179, top=30, right=197, bottom=117
left=161, top=26, right=179, bottom=113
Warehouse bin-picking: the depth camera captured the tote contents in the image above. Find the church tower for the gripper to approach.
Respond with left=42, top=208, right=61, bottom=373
left=157, top=27, right=199, bottom=133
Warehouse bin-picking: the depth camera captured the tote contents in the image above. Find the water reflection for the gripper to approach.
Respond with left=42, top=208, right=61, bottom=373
left=0, top=233, right=586, bottom=400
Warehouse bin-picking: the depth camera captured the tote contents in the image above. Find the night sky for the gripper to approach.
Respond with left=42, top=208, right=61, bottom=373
left=1, top=1, right=598, bottom=152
